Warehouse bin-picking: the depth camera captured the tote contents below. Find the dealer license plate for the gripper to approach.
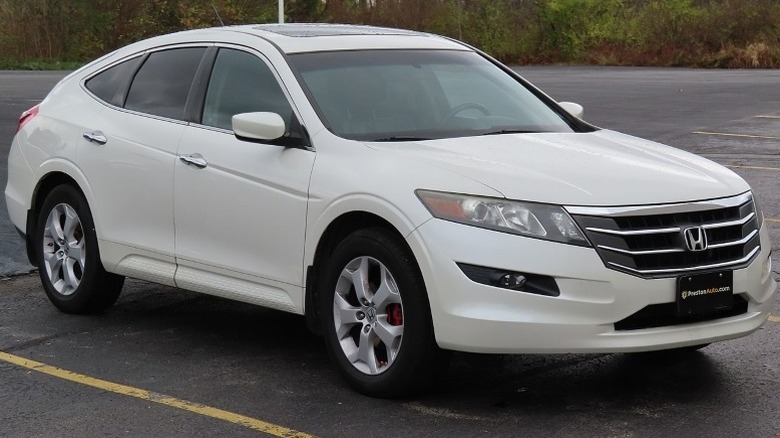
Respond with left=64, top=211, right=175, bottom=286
left=676, top=270, right=733, bottom=316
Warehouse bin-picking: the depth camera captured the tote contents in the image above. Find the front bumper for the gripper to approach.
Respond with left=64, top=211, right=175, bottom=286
left=407, top=219, right=776, bottom=354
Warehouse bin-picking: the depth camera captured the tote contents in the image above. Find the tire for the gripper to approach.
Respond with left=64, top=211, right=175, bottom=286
left=320, top=228, right=444, bottom=397
left=35, top=185, right=124, bottom=314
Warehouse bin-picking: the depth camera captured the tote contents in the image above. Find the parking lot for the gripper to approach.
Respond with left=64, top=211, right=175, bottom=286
left=1, top=68, right=779, bottom=437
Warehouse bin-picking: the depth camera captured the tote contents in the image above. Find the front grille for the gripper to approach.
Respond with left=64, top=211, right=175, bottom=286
left=568, top=193, right=760, bottom=278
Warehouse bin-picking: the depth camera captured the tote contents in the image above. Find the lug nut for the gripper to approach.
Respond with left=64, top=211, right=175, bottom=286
left=356, top=311, right=365, bottom=320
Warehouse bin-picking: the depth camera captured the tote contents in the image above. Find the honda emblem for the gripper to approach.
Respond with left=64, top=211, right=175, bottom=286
left=683, top=226, right=708, bottom=251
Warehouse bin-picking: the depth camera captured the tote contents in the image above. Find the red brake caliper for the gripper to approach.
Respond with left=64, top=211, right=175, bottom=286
left=386, top=303, right=403, bottom=326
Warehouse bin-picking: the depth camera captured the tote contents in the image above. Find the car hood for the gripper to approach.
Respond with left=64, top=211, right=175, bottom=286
left=367, top=130, right=749, bottom=206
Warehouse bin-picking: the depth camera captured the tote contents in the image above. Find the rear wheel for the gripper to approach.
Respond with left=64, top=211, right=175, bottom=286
left=36, top=185, right=124, bottom=313
left=321, top=228, right=444, bottom=397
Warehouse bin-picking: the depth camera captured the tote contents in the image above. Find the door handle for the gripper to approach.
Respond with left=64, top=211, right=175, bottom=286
left=82, top=131, right=107, bottom=145
left=178, top=153, right=208, bottom=169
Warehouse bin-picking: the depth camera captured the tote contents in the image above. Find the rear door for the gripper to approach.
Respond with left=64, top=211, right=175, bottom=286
left=78, top=46, right=207, bottom=283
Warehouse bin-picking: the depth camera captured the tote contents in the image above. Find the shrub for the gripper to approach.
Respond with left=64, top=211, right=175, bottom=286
left=1, top=0, right=779, bottom=68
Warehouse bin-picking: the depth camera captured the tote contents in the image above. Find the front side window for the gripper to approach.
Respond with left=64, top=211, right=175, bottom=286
left=125, top=47, right=206, bottom=120
left=202, top=48, right=293, bottom=131
left=289, top=50, right=580, bottom=141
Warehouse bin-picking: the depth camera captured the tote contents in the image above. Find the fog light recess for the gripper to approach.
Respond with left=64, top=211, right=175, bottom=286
left=457, top=263, right=560, bottom=297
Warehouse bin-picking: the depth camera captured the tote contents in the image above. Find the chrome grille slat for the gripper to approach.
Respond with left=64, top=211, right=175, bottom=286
left=597, top=245, right=685, bottom=256
left=706, top=229, right=758, bottom=249
left=701, top=211, right=754, bottom=229
left=607, top=246, right=760, bottom=275
left=566, top=192, right=753, bottom=216
left=568, top=192, right=760, bottom=278
left=585, top=226, right=680, bottom=236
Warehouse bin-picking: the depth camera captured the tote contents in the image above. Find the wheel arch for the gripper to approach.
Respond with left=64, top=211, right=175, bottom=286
left=31, top=158, right=102, bottom=232
left=31, top=171, right=83, bottom=216
left=304, top=211, right=416, bottom=335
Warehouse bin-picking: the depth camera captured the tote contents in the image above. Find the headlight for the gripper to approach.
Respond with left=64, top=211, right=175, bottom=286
left=752, top=192, right=764, bottom=230
left=416, top=190, right=590, bottom=246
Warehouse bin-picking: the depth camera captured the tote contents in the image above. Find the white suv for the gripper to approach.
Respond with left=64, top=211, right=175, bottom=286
left=5, top=24, right=776, bottom=397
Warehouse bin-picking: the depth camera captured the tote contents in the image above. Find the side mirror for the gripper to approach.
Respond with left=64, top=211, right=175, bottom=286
left=558, top=102, right=584, bottom=120
left=232, top=112, right=286, bottom=141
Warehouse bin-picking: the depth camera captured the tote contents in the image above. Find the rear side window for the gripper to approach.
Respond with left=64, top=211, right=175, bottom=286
left=125, top=47, right=206, bottom=120
left=85, top=57, right=141, bottom=105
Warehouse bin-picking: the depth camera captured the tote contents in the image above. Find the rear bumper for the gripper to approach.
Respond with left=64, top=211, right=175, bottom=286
left=5, top=138, right=37, bottom=265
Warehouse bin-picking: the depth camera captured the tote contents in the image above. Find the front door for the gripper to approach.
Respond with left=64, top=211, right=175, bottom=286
left=173, top=47, right=314, bottom=312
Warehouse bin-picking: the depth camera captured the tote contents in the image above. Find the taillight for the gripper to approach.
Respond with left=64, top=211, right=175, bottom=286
left=17, top=104, right=40, bottom=133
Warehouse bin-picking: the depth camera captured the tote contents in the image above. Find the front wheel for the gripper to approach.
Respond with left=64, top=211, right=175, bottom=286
left=36, top=185, right=124, bottom=314
left=321, top=228, right=444, bottom=397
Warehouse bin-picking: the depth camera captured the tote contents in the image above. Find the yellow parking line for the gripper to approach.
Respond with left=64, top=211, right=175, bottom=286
left=693, top=131, right=780, bottom=140
left=0, top=351, right=318, bottom=438
left=769, top=315, right=780, bottom=323
left=726, top=165, right=780, bottom=172
left=755, top=115, right=780, bottom=119
left=767, top=218, right=780, bottom=224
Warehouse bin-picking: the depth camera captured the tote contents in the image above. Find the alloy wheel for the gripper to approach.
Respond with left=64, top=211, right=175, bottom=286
left=42, top=203, right=86, bottom=295
left=332, top=256, right=404, bottom=375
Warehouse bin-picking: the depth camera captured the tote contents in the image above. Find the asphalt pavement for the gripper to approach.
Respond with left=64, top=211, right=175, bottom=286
left=0, top=68, right=778, bottom=437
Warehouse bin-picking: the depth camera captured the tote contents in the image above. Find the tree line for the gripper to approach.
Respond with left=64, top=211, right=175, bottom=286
left=1, top=0, right=778, bottom=68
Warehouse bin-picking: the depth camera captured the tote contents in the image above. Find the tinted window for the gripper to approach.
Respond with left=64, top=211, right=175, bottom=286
left=125, top=47, right=206, bottom=120
left=85, top=57, right=141, bottom=104
left=202, top=49, right=292, bottom=131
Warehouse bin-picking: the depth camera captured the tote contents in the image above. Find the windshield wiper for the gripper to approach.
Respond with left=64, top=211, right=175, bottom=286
left=372, top=136, right=432, bottom=142
left=480, top=129, right=536, bottom=136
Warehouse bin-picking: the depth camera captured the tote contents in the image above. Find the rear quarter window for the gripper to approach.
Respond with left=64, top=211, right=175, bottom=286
left=85, top=57, right=141, bottom=105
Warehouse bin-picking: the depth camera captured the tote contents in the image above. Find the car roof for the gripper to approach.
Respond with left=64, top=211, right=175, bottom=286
left=78, top=23, right=472, bottom=76
left=231, top=23, right=469, bottom=53
left=132, top=23, right=469, bottom=54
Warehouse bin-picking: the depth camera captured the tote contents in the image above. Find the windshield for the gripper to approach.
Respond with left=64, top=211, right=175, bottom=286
left=288, top=50, right=579, bottom=141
